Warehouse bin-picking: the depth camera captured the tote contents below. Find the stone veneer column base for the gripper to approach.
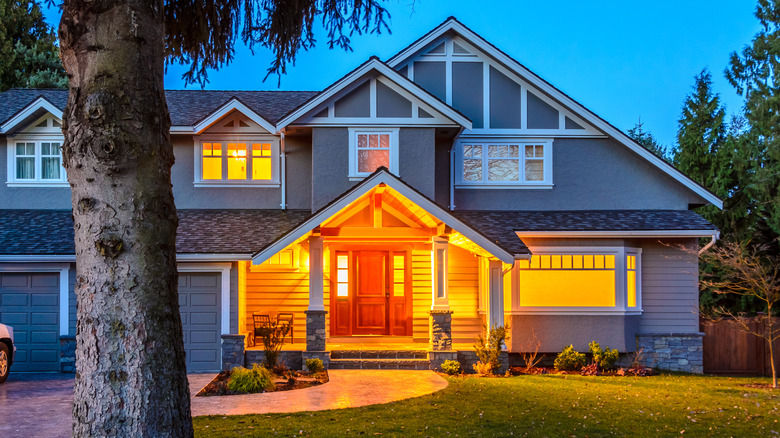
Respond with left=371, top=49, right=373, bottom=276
left=302, top=351, right=331, bottom=370
left=305, top=310, right=327, bottom=352
left=429, top=351, right=458, bottom=371
left=636, top=333, right=704, bottom=374
left=59, top=336, right=76, bottom=373
left=221, top=334, right=246, bottom=371
left=429, top=310, right=454, bottom=351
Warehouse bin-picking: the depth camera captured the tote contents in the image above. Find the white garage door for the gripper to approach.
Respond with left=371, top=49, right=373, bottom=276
left=178, top=272, right=222, bottom=372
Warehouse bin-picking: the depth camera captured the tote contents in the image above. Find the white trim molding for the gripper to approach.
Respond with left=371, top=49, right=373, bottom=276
left=0, top=97, right=63, bottom=134
left=516, top=230, right=721, bottom=239
left=192, top=133, right=281, bottom=187
left=177, top=262, right=232, bottom=335
left=0, top=263, right=71, bottom=336
left=193, top=98, right=276, bottom=134
left=347, top=127, right=399, bottom=180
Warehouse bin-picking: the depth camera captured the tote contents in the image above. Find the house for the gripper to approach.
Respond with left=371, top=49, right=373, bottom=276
left=0, top=18, right=720, bottom=374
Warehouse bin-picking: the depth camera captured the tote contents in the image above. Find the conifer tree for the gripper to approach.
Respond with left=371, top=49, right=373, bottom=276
left=626, top=120, right=670, bottom=161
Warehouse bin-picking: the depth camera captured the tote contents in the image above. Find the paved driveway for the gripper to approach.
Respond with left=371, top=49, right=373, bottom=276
left=0, top=373, right=74, bottom=438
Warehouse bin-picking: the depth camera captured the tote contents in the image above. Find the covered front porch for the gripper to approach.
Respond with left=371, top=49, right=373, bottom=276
left=224, top=170, right=524, bottom=370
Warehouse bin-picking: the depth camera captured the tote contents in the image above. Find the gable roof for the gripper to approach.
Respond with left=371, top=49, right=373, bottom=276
left=387, top=17, right=723, bottom=210
left=0, top=89, right=319, bottom=134
left=274, top=57, right=472, bottom=130
left=253, top=168, right=528, bottom=265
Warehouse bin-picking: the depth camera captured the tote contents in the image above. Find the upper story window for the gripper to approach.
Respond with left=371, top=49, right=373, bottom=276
left=194, top=136, right=279, bottom=187
left=348, top=128, right=399, bottom=180
left=455, top=139, right=552, bottom=188
left=7, top=138, right=67, bottom=186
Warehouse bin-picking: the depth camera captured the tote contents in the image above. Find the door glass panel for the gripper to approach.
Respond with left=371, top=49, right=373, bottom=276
left=393, top=254, right=405, bottom=297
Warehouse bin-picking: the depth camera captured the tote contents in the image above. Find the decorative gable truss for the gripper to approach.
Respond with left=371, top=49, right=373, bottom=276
left=391, top=34, right=603, bottom=137
left=277, top=58, right=472, bottom=130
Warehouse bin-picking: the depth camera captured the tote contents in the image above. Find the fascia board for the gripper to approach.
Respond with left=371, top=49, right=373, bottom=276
left=0, top=97, right=63, bottom=133
left=515, top=230, right=721, bottom=238
left=386, top=19, right=723, bottom=209
left=193, top=98, right=276, bottom=134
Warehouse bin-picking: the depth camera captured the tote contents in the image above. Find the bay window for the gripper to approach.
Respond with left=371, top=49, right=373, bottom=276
left=515, top=248, right=641, bottom=313
left=195, top=137, right=279, bottom=186
left=457, top=139, right=552, bottom=187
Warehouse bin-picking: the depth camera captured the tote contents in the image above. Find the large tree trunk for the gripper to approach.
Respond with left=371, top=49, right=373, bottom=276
left=59, top=0, right=193, bottom=436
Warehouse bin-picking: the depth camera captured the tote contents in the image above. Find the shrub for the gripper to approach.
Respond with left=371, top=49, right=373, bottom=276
left=254, top=321, right=291, bottom=368
left=472, top=361, right=493, bottom=375
left=589, top=341, right=620, bottom=371
left=441, top=359, right=461, bottom=375
left=580, top=363, right=600, bottom=376
left=554, top=345, right=586, bottom=371
left=473, top=324, right=509, bottom=374
left=305, top=358, right=325, bottom=373
left=227, top=364, right=275, bottom=394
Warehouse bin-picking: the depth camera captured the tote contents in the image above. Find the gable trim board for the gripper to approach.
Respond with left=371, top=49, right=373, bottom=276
left=252, top=168, right=528, bottom=266
left=386, top=17, right=723, bottom=210
left=0, top=96, right=63, bottom=134
left=274, top=57, right=473, bottom=131
left=0, top=263, right=70, bottom=336
left=187, top=98, right=276, bottom=134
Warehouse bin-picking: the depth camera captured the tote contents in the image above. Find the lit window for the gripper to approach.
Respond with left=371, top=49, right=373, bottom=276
left=336, top=254, right=349, bottom=297
left=9, top=140, right=67, bottom=184
left=457, top=140, right=552, bottom=186
left=518, top=254, right=616, bottom=307
left=627, top=254, right=637, bottom=308
left=393, top=254, right=405, bottom=297
left=348, top=128, right=398, bottom=179
left=197, top=139, right=278, bottom=184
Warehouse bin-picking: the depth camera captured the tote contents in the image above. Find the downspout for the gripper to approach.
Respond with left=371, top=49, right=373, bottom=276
left=280, top=129, right=287, bottom=210
left=450, top=127, right=465, bottom=211
left=698, top=232, right=720, bottom=256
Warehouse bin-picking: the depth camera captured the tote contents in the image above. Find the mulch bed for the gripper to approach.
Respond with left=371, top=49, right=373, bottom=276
left=196, top=370, right=329, bottom=397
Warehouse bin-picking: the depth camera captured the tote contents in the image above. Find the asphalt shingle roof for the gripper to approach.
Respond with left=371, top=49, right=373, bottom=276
left=0, top=89, right=320, bottom=127
left=0, top=209, right=312, bottom=255
left=453, top=209, right=717, bottom=234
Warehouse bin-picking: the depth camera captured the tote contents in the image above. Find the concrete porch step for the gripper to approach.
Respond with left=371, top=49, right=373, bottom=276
left=330, top=350, right=428, bottom=360
left=329, top=358, right=431, bottom=370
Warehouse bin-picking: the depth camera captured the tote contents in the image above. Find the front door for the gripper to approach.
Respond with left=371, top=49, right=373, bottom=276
left=353, top=251, right=388, bottom=335
left=330, top=249, right=411, bottom=336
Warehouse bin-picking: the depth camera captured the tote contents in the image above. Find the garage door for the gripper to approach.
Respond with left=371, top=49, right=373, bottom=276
left=178, top=272, right=222, bottom=372
left=0, top=273, right=61, bottom=372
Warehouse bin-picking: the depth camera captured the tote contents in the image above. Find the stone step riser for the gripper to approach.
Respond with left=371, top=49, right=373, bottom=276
left=330, top=350, right=428, bottom=360
left=329, top=359, right=431, bottom=370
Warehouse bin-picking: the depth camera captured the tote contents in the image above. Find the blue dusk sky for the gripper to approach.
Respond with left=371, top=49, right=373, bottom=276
left=43, top=1, right=760, bottom=147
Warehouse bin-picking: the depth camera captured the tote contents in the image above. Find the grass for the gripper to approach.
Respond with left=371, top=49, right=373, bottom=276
left=194, top=374, right=780, bottom=437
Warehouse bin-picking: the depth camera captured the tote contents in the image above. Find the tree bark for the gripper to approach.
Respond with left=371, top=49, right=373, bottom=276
left=59, top=0, right=193, bottom=436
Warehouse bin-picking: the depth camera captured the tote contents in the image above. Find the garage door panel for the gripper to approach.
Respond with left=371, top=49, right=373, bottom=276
left=1, top=275, right=29, bottom=288
left=14, top=349, right=28, bottom=363
left=31, top=293, right=58, bottom=307
left=30, top=330, right=58, bottom=344
left=30, top=349, right=58, bottom=363
left=178, top=272, right=221, bottom=372
left=2, top=312, right=29, bottom=325
left=13, top=330, right=28, bottom=344
left=31, top=312, right=58, bottom=325
left=2, top=293, right=29, bottom=306
left=31, top=275, right=58, bottom=287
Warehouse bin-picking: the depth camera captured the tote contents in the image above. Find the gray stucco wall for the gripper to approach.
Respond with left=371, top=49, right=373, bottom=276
left=454, top=137, right=707, bottom=210
left=508, top=314, right=640, bottom=353
left=311, top=127, right=436, bottom=210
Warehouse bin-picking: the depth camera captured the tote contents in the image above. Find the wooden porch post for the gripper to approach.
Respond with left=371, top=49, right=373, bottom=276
left=488, top=259, right=505, bottom=328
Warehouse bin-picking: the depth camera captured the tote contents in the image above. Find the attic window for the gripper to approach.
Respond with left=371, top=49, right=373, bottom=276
left=7, top=139, right=67, bottom=186
left=195, top=137, right=280, bottom=186
left=348, top=128, right=399, bottom=180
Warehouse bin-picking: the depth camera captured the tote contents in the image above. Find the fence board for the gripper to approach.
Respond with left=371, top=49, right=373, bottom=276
left=702, top=317, right=780, bottom=376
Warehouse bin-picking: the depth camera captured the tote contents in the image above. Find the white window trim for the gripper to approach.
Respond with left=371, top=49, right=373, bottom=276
left=6, top=134, right=68, bottom=187
left=454, top=138, right=553, bottom=189
left=510, top=246, right=642, bottom=315
left=347, top=127, right=399, bottom=181
left=193, top=134, right=281, bottom=187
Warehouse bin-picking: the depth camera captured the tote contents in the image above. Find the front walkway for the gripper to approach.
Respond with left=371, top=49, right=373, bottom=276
left=189, top=370, right=448, bottom=416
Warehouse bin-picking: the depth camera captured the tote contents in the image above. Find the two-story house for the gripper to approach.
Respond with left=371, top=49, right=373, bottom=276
left=0, top=18, right=720, bottom=374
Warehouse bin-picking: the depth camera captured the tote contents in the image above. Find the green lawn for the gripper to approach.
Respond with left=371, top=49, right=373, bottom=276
left=195, top=374, right=780, bottom=437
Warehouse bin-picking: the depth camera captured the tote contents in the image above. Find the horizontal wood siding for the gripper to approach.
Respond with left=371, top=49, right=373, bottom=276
left=448, top=246, right=481, bottom=344
left=640, top=239, right=699, bottom=333
left=411, top=248, right=432, bottom=342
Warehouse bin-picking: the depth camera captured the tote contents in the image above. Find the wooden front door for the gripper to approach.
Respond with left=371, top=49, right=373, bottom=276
left=353, top=251, right=388, bottom=335
left=330, top=249, right=411, bottom=336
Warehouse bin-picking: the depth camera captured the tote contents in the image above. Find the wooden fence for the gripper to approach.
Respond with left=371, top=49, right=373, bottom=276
left=701, top=317, right=780, bottom=376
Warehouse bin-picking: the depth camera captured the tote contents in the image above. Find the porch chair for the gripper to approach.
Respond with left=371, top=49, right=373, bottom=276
left=251, top=313, right=272, bottom=347
left=277, top=312, right=294, bottom=344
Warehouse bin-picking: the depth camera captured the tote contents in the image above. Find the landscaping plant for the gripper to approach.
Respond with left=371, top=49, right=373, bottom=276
left=472, top=324, right=508, bottom=375
left=554, top=345, right=586, bottom=371
left=305, top=358, right=325, bottom=373
left=227, top=364, right=275, bottom=394
left=517, top=329, right=543, bottom=372
left=441, top=359, right=461, bottom=375
left=254, top=321, right=291, bottom=369
left=588, top=341, right=619, bottom=371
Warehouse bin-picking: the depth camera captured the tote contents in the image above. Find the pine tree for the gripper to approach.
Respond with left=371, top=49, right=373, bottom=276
left=0, top=0, right=66, bottom=91
left=726, top=0, right=780, bottom=243
left=674, top=69, right=726, bottom=192
left=626, top=120, right=670, bottom=161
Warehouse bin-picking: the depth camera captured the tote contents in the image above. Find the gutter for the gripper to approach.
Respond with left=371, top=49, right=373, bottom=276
left=698, top=231, right=720, bottom=256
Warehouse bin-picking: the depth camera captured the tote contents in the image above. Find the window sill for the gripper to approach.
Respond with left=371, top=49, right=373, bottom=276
left=455, top=184, right=553, bottom=190
left=194, top=182, right=281, bottom=188
left=510, top=309, right=642, bottom=316
left=7, top=181, right=69, bottom=188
